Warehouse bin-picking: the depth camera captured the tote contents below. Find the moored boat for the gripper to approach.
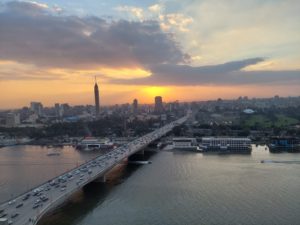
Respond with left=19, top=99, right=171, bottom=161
left=76, top=137, right=114, bottom=151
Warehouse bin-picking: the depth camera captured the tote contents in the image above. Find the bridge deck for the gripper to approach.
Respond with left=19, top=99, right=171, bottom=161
left=0, top=116, right=187, bottom=225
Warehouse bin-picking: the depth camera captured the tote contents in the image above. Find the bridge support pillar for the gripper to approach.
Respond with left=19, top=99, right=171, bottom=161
left=135, top=149, right=144, bottom=155
left=94, top=175, right=106, bottom=183
left=128, top=149, right=145, bottom=161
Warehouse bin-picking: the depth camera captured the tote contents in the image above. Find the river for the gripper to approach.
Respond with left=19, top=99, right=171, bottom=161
left=0, top=145, right=300, bottom=225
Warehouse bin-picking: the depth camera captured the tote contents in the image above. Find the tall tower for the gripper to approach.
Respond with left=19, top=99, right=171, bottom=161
left=154, top=96, right=163, bottom=114
left=132, top=99, right=138, bottom=115
left=94, top=77, right=100, bottom=117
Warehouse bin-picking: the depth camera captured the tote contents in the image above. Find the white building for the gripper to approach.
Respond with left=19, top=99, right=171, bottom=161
left=5, top=112, right=20, bottom=127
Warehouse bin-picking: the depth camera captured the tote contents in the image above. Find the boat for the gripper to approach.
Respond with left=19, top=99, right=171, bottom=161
left=261, top=159, right=274, bottom=163
left=46, top=149, right=61, bottom=156
left=76, top=137, right=114, bottom=151
left=172, top=137, right=200, bottom=151
left=268, top=137, right=300, bottom=153
left=261, top=159, right=300, bottom=164
left=200, top=137, right=252, bottom=154
left=0, top=136, right=17, bottom=147
left=128, top=161, right=152, bottom=165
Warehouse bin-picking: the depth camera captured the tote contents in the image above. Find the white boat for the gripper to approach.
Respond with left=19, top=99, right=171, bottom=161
left=0, top=136, right=17, bottom=147
left=128, top=161, right=152, bottom=165
left=46, top=149, right=61, bottom=156
left=172, top=137, right=199, bottom=151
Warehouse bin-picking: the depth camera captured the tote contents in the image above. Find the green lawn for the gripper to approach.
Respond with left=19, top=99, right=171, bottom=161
left=275, top=114, right=299, bottom=127
left=243, top=114, right=299, bottom=128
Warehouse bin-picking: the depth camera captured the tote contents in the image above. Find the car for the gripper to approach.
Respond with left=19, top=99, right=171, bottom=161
left=42, top=197, right=49, bottom=202
left=60, top=188, right=66, bottom=192
left=0, top=213, right=7, bottom=218
left=32, top=204, right=39, bottom=209
left=40, top=195, right=48, bottom=201
left=8, top=200, right=15, bottom=205
left=22, top=193, right=30, bottom=201
left=16, top=203, right=23, bottom=208
left=11, top=213, right=19, bottom=218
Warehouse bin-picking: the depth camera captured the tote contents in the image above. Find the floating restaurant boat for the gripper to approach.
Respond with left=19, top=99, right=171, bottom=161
left=76, top=137, right=114, bottom=151
left=172, top=137, right=200, bottom=151
left=200, top=137, right=252, bottom=154
left=268, top=137, right=300, bottom=153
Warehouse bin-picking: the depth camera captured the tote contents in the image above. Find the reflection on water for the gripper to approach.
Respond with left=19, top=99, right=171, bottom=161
left=0, top=145, right=100, bottom=202
left=1, top=145, right=300, bottom=225
left=38, top=162, right=143, bottom=225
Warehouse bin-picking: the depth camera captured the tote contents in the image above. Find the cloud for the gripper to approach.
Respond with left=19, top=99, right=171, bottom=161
left=0, top=0, right=299, bottom=88
left=115, top=5, right=144, bottom=20
left=0, top=1, right=189, bottom=70
left=160, top=13, right=193, bottom=32
left=148, top=4, right=163, bottom=13
left=109, top=58, right=300, bottom=86
left=0, top=61, right=66, bottom=80
left=179, top=0, right=300, bottom=66
left=3, top=1, right=49, bottom=14
left=115, top=4, right=193, bottom=33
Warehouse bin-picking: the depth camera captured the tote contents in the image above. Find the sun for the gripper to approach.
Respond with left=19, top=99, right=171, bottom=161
left=143, top=86, right=167, bottom=98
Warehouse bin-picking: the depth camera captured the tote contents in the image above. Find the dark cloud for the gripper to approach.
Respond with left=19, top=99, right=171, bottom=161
left=1, top=1, right=299, bottom=87
left=109, top=58, right=300, bottom=85
left=0, top=1, right=188, bottom=69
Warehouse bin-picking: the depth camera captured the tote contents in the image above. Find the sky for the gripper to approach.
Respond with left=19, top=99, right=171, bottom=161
left=0, top=0, right=299, bottom=109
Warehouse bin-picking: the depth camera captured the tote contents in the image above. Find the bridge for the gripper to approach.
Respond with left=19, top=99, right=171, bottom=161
left=0, top=116, right=188, bottom=225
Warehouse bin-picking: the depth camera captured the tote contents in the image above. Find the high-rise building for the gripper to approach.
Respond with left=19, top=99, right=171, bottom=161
left=94, top=77, right=100, bottom=116
left=54, top=103, right=64, bottom=118
left=30, top=102, right=43, bottom=116
left=132, top=99, right=138, bottom=114
left=154, top=96, right=164, bottom=114
left=169, top=100, right=179, bottom=112
left=5, top=112, right=20, bottom=127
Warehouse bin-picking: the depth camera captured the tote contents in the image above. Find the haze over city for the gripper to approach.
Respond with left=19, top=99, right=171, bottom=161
left=0, top=0, right=299, bottom=109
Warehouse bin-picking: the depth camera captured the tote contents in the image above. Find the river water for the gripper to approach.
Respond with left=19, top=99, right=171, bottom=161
left=0, top=145, right=300, bottom=225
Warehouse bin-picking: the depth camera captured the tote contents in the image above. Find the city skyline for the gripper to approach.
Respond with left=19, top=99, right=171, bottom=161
left=0, top=0, right=300, bottom=109
left=0, top=1, right=300, bottom=223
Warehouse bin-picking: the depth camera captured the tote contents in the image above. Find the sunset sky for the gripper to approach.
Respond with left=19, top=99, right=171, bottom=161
left=0, top=0, right=299, bottom=109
